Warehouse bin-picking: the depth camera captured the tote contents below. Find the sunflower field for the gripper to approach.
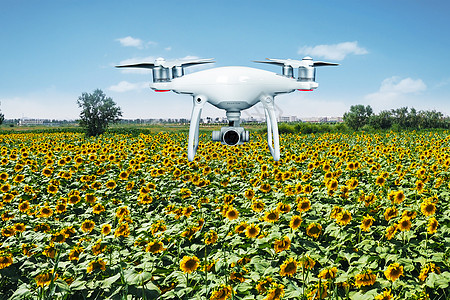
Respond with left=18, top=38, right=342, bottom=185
left=0, top=130, right=449, bottom=300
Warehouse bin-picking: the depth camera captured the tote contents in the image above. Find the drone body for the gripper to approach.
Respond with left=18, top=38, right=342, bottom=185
left=117, top=57, right=337, bottom=161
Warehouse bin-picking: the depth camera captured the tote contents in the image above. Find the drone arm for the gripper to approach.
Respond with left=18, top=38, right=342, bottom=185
left=187, top=95, right=207, bottom=161
left=261, top=96, right=280, bottom=161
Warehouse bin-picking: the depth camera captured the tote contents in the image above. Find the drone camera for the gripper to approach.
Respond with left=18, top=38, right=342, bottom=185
left=212, top=127, right=249, bottom=146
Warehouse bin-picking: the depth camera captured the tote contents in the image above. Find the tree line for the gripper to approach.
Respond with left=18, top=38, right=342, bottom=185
left=343, top=105, right=450, bottom=131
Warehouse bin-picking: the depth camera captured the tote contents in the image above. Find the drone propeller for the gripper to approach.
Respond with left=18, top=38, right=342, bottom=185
left=116, top=57, right=215, bottom=69
left=254, top=57, right=338, bottom=80
left=116, top=57, right=215, bottom=82
left=254, top=57, right=338, bottom=68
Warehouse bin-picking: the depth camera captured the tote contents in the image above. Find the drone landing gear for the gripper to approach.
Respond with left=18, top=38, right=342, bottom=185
left=188, top=96, right=207, bottom=162
left=261, top=96, right=280, bottom=161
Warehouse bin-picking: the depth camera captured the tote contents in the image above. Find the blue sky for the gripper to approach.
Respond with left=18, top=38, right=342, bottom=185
left=1, top=0, right=449, bottom=120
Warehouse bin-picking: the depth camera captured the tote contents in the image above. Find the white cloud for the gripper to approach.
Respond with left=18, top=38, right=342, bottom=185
left=116, top=36, right=144, bottom=48
left=365, top=76, right=427, bottom=110
left=165, top=46, right=172, bottom=51
left=298, top=41, right=368, bottom=61
left=108, top=81, right=149, bottom=92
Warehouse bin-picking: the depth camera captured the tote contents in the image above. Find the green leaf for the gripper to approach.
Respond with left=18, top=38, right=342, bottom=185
left=8, top=283, right=31, bottom=300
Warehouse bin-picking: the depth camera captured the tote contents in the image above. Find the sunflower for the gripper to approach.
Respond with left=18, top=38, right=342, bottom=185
left=277, top=202, right=291, bottom=213
left=273, top=236, right=291, bottom=253
left=330, top=206, right=343, bottom=219
left=230, top=271, right=246, bottom=283
left=375, top=176, right=386, bottom=186
left=87, top=259, right=107, bottom=273
left=303, top=184, right=313, bottom=194
left=418, top=263, right=440, bottom=281
left=3, top=193, right=15, bottom=203
left=0, top=183, right=10, bottom=193
left=68, top=246, right=84, bottom=261
left=394, top=190, right=405, bottom=204
left=264, top=283, right=284, bottom=300
left=210, top=285, right=232, bottom=300
left=204, top=230, right=218, bottom=245
left=105, top=180, right=117, bottom=189
left=180, top=255, right=200, bottom=274
left=251, top=200, right=265, bottom=212
left=85, top=194, right=97, bottom=204
left=101, top=224, right=112, bottom=235
left=51, top=232, right=66, bottom=243
left=81, top=220, right=95, bottom=233
left=398, top=217, right=411, bottom=231
left=299, top=255, right=316, bottom=270
left=62, top=226, right=76, bottom=238
left=259, top=183, right=272, bottom=193
left=35, top=270, right=58, bottom=287
left=375, top=290, right=394, bottom=300
left=360, top=215, right=375, bottom=232
left=92, top=242, right=107, bottom=256
left=327, top=179, right=339, bottom=191
left=93, top=204, right=105, bottom=214
left=318, top=267, right=338, bottom=280
left=279, top=257, right=298, bottom=277
left=114, top=222, right=130, bottom=237
left=0, top=172, right=8, bottom=181
left=336, top=210, right=352, bottom=226
left=297, top=198, right=311, bottom=213
left=401, top=210, right=417, bottom=220
left=427, top=217, right=438, bottom=234
left=420, top=200, right=436, bottom=216
left=234, top=221, right=248, bottom=234
left=22, top=244, right=37, bottom=257
left=225, top=207, right=239, bottom=220
left=244, top=189, right=255, bottom=200
left=384, top=207, right=398, bottom=221
left=0, top=253, right=13, bottom=269
left=38, top=206, right=53, bottom=218
left=183, top=205, right=195, bottom=217
left=289, top=215, right=302, bottom=230
left=43, top=243, right=56, bottom=259
left=384, top=263, right=403, bottom=282
left=385, top=225, right=398, bottom=240
left=256, top=277, right=273, bottom=294
left=118, top=171, right=129, bottom=180
left=264, top=210, right=279, bottom=223
left=146, top=241, right=166, bottom=254
left=1, top=226, right=15, bottom=237
left=355, top=269, right=376, bottom=287
left=68, top=194, right=81, bottom=205
left=245, top=223, right=260, bottom=238
left=306, top=223, right=322, bottom=239
left=116, top=207, right=130, bottom=219
left=415, top=180, right=425, bottom=192
left=14, top=223, right=26, bottom=233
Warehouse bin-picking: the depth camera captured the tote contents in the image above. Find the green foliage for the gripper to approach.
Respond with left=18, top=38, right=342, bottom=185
left=343, top=104, right=373, bottom=131
left=346, top=106, right=450, bottom=131
left=0, top=109, right=4, bottom=125
left=77, top=89, right=122, bottom=137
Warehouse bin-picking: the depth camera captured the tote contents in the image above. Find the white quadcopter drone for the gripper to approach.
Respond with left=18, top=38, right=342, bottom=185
left=117, top=56, right=338, bottom=161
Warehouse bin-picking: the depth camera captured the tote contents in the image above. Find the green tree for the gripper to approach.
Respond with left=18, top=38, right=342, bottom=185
left=368, top=110, right=393, bottom=129
left=343, top=104, right=373, bottom=131
left=77, top=89, right=122, bottom=136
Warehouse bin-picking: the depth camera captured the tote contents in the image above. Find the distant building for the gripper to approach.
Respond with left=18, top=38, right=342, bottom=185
left=18, top=118, right=44, bottom=126
left=278, top=116, right=299, bottom=122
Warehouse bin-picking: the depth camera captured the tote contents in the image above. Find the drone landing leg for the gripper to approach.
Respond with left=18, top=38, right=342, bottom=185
left=261, top=96, right=280, bottom=161
left=188, top=96, right=207, bottom=162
